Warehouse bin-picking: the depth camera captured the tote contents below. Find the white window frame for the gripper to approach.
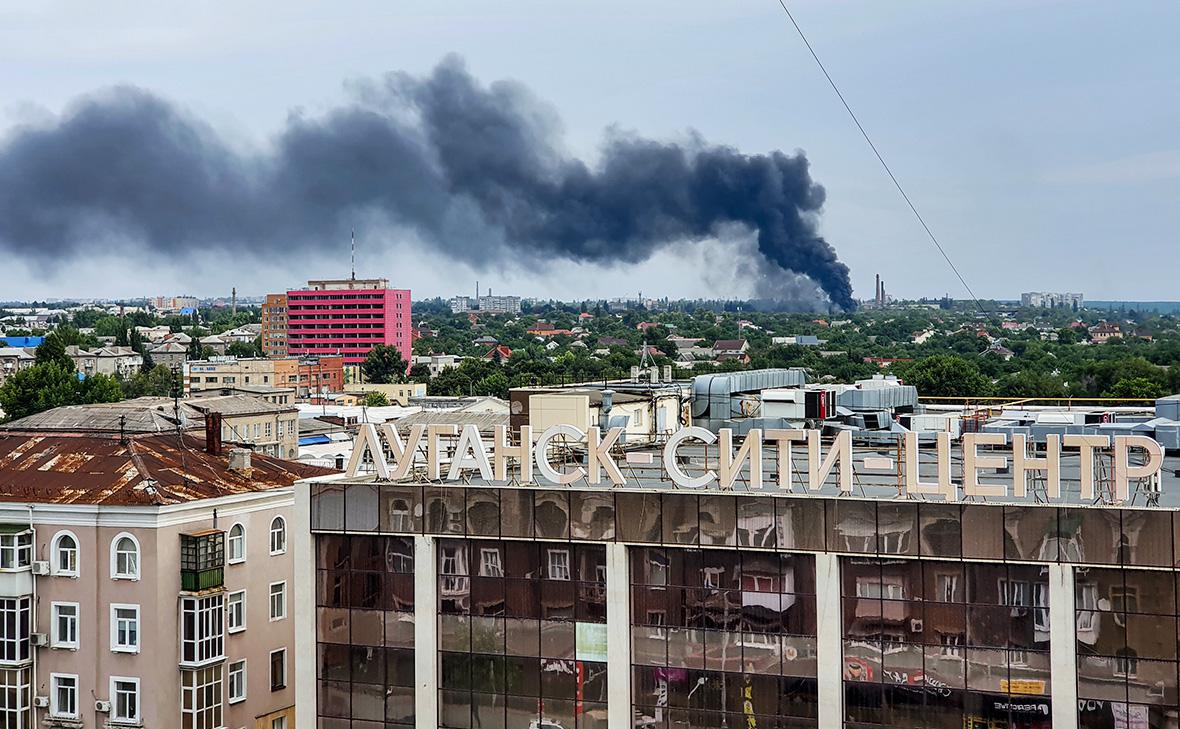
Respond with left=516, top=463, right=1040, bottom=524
left=227, top=590, right=246, bottom=633
left=478, top=548, right=503, bottom=577
left=269, top=517, right=286, bottom=555
left=111, top=604, right=140, bottom=654
left=50, top=531, right=80, bottom=577
left=50, top=673, right=79, bottom=719
left=269, top=582, right=287, bottom=621
left=272, top=716, right=287, bottom=729
left=0, top=532, right=32, bottom=571
left=180, top=594, right=225, bottom=667
left=110, top=532, right=141, bottom=581
left=181, top=666, right=223, bottom=729
left=547, top=549, right=571, bottom=581
left=227, top=523, right=246, bottom=565
left=110, top=676, right=140, bottom=724
left=228, top=660, right=246, bottom=704
left=50, top=602, right=79, bottom=650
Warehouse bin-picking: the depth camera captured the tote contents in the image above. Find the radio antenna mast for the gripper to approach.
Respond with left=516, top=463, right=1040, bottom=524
left=350, top=229, right=356, bottom=281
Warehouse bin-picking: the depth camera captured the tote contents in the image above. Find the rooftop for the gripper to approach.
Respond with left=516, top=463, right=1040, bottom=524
left=0, top=431, right=333, bottom=505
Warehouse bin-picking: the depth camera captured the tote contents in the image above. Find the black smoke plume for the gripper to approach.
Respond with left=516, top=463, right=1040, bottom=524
left=0, top=55, right=854, bottom=310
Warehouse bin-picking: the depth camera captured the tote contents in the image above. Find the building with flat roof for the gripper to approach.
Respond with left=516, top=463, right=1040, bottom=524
left=261, top=293, right=289, bottom=358
left=286, top=278, right=411, bottom=366
left=296, top=377, right=1180, bottom=729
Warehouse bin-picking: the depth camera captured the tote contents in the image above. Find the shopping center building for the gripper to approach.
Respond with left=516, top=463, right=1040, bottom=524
left=296, top=403, right=1180, bottom=729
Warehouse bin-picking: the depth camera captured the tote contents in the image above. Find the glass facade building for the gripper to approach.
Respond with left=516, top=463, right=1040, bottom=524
left=304, top=481, right=1180, bottom=729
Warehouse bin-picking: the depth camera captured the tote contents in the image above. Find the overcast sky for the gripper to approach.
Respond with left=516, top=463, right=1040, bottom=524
left=1, top=1, right=1176, bottom=303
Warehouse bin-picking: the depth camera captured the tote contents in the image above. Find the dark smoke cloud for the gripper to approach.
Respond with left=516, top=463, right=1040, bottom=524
left=0, top=55, right=854, bottom=310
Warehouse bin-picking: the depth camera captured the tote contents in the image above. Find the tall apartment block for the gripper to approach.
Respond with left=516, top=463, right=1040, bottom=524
left=262, top=294, right=289, bottom=358
left=0, top=403, right=332, bottom=729
left=285, top=279, right=411, bottom=366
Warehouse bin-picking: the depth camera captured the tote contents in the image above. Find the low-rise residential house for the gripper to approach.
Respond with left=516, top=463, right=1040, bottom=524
left=771, top=335, right=826, bottom=347
left=66, top=345, right=143, bottom=378
left=149, top=341, right=189, bottom=369
left=412, top=353, right=463, bottom=377
left=985, top=343, right=1016, bottom=361
left=712, top=339, right=750, bottom=363
left=220, top=325, right=263, bottom=344
left=597, top=336, right=629, bottom=349
left=484, top=345, right=514, bottom=362
left=911, top=329, right=935, bottom=345
left=526, top=321, right=571, bottom=337
left=0, top=404, right=332, bottom=729
left=1090, top=322, right=1123, bottom=344
left=200, top=334, right=228, bottom=355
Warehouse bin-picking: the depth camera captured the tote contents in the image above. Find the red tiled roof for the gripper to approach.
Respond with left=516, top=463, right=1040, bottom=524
left=0, top=432, right=335, bottom=506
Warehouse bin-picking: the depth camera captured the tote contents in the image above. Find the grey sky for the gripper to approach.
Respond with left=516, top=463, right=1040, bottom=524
left=1, top=1, right=1176, bottom=302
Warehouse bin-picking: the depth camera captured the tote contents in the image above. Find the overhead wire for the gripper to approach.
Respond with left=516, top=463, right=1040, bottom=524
left=774, top=0, right=988, bottom=315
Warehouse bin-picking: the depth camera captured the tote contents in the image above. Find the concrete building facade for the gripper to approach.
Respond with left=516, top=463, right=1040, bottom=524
left=262, top=294, right=289, bottom=359
left=0, top=412, right=332, bottom=729
left=286, top=279, right=411, bottom=367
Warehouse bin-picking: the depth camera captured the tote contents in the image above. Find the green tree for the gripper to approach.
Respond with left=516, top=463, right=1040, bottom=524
left=121, top=365, right=175, bottom=399
left=1105, top=377, right=1165, bottom=400
left=35, top=334, right=74, bottom=370
left=227, top=340, right=260, bottom=358
left=893, top=355, right=992, bottom=398
left=362, top=345, right=408, bottom=384
left=0, top=364, right=122, bottom=421
left=362, top=391, right=391, bottom=407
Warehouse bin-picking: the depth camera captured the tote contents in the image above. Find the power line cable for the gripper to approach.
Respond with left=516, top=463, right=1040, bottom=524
left=774, top=0, right=988, bottom=315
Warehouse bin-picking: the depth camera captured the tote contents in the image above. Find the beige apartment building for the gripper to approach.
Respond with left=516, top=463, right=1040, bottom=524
left=186, top=358, right=292, bottom=394
left=0, top=404, right=332, bottom=729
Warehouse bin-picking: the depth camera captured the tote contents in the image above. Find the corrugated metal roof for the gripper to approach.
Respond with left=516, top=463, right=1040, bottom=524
left=0, top=431, right=334, bottom=505
left=394, top=410, right=508, bottom=434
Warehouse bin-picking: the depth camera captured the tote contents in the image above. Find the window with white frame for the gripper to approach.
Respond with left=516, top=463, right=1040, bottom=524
left=181, top=666, right=222, bottom=729
left=1076, top=581, right=1099, bottom=631
left=478, top=548, right=503, bottom=577
left=0, top=596, right=31, bottom=663
left=180, top=595, right=225, bottom=666
left=111, top=604, right=139, bottom=653
left=269, top=517, right=286, bottom=555
left=228, top=660, right=246, bottom=704
left=0, top=532, right=32, bottom=570
left=269, top=582, right=286, bottom=621
left=272, top=716, right=287, bottom=729
left=227, top=591, right=246, bottom=633
left=227, top=524, right=245, bottom=565
left=269, top=648, right=286, bottom=691
left=51, top=532, right=78, bottom=577
left=111, top=677, right=140, bottom=723
left=111, top=534, right=140, bottom=580
left=546, top=549, right=570, bottom=581
left=50, top=673, right=78, bottom=718
left=51, top=603, right=78, bottom=650
left=0, top=668, right=29, bottom=727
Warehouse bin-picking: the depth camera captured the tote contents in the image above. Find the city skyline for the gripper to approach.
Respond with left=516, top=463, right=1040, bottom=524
left=0, top=1, right=1177, bottom=303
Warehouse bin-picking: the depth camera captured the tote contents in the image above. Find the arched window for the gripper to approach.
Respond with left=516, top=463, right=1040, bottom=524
left=111, top=534, right=140, bottom=580
left=227, top=524, right=246, bottom=565
left=51, top=532, right=79, bottom=577
left=269, top=517, right=286, bottom=555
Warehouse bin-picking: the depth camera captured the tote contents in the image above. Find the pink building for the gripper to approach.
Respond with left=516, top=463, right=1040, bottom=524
left=286, top=278, right=411, bottom=366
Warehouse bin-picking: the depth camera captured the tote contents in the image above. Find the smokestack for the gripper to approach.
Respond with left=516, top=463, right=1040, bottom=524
left=875, top=274, right=881, bottom=306
left=205, top=412, right=223, bottom=456
left=231, top=287, right=237, bottom=316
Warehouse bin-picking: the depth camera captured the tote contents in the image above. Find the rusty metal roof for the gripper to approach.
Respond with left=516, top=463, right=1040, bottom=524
left=0, top=431, right=335, bottom=506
